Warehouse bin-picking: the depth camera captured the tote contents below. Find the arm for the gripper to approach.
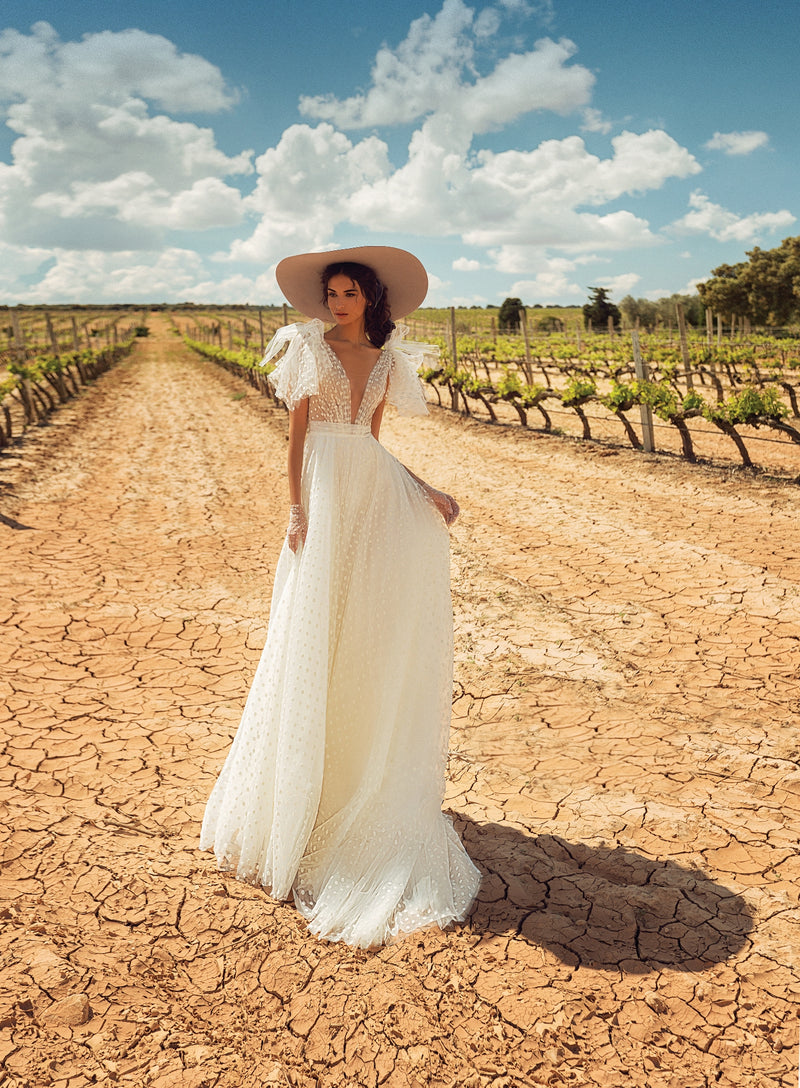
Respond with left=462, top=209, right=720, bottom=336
left=402, top=463, right=459, bottom=527
left=287, top=399, right=309, bottom=551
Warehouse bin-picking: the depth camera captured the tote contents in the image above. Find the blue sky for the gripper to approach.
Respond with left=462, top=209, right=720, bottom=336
left=1, top=0, right=797, bottom=307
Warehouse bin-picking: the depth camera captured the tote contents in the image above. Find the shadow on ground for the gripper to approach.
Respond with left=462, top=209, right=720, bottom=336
left=453, top=813, right=753, bottom=974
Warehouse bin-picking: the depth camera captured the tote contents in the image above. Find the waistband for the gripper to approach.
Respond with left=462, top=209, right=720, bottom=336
left=308, top=422, right=371, bottom=437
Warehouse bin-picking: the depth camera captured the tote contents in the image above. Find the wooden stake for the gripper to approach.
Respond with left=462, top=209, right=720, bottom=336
left=675, top=303, right=693, bottom=390
left=632, top=330, right=655, bottom=453
left=519, top=308, right=533, bottom=384
left=46, top=312, right=59, bottom=355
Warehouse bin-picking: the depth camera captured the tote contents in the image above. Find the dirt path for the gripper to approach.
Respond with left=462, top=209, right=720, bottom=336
left=1, top=315, right=798, bottom=1088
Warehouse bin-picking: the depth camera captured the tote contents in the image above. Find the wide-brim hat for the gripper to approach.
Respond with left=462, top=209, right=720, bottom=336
left=275, top=245, right=428, bottom=322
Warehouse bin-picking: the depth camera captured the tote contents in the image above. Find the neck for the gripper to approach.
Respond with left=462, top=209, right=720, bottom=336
left=331, top=320, right=370, bottom=345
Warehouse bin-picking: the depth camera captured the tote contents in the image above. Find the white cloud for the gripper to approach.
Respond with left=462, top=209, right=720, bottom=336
left=0, top=23, right=251, bottom=252
left=474, top=8, right=501, bottom=37
left=490, top=247, right=602, bottom=274
left=225, top=123, right=390, bottom=264
left=0, top=22, right=237, bottom=113
left=596, top=272, right=640, bottom=297
left=10, top=245, right=282, bottom=305
left=502, top=253, right=586, bottom=300
left=510, top=270, right=583, bottom=301
left=581, top=107, right=613, bottom=134
left=299, top=0, right=593, bottom=135
left=0, top=239, right=54, bottom=289
left=705, top=130, right=769, bottom=156
left=350, top=128, right=697, bottom=250
left=453, top=257, right=481, bottom=271
left=672, top=190, right=795, bottom=242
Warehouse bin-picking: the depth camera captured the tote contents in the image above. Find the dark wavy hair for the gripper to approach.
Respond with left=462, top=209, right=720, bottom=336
left=320, top=261, right=394, bottom=347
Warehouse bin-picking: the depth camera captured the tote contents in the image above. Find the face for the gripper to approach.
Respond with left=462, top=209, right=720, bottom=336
left=325, top=274, right=368, bottom=328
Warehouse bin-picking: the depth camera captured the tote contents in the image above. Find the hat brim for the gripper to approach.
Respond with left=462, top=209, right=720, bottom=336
left=275, top=245, right=428, bottom=322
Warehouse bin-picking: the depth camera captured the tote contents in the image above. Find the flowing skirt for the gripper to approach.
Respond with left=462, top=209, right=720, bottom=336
left=200, top=421, right=480, bottom=947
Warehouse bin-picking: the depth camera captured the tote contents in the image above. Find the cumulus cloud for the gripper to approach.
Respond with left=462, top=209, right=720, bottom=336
left=299, top=0, right=592, bottom=134
left=510, top=267, right=583, bottom=301
left=10, top=245, right=282, bottom=305
left=504, top=252, right=632, bottom=303
left=224, top=123, right=390, bottom=263
left=0, top=22, right=237, bottom=112
left=0, top=23, right=251, bottom=252
left=345, top=124, right=698, bottom=252
left=453, top=257, right=481, bottom=271
left=596, top=272, right=640, bottom=297
left=705, top=130, right=769, bottom=156
left=580, top=107, right=613, bottom=134
left=672, top=190, right=795, bottom=243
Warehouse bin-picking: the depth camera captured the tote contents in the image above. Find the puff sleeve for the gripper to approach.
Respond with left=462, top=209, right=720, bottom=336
left=260, top=320, right=322, bottom=410
left=384, top=323, right=437, bottom=417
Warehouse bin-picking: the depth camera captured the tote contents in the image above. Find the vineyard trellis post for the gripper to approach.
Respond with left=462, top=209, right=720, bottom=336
left=448, top=307, right=460, bottom=411
left=705, top=307, right=713, bottom=348
left=676, top=303, right=693, bottom=390
left=11, top=308, right=37, bottom=424
left=519, top=308, right=533, bottom=385
left=631, top=330, right=655, bottom=453
left=46, top=312, right=59, bottom=356
left=259, top=309, right=265, bottom=354
left=282, top=303, right=289, bottom=326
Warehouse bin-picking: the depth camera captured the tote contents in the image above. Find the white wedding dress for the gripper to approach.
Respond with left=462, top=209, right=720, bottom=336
left=200, top=319, right=480, bottom=947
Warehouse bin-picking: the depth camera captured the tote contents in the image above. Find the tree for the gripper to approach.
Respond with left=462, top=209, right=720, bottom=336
left=498, top=297, right=523, bottom=332
left=698, top=236, right=800, bottom=325
left=583, top=287, right=621, bottom=329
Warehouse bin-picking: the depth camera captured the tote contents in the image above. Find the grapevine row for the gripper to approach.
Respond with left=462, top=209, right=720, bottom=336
left=0, top=335, right=140, bottom=449
left=184, top=328, right=800, bottom=473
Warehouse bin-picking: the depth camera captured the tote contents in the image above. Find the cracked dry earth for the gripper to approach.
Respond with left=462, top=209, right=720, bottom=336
left=1, top=315, right=798, bottom=1088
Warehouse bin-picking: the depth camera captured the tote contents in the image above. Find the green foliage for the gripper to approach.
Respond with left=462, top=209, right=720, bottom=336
left=184, top=338, right=264, bottom=371
left=698, top=235, right=800, bottom=325
left=703, top=385, right=788, bottom=425
left=631, top=380, right=705, bottom=421
left=498, top=297, right=523, bottom=332
left=599, top=381, right=637, bottom=413
left=583, top=287, right=621, bottom=329
left=561, top=377, right=596, bottom=406
left=496, top=369, right=548, bottom=407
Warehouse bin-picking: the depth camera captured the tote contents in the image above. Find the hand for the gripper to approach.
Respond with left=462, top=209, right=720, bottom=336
left=287, top=504, right=307, bottom=552
left=428, top=487, right=459, bottom=526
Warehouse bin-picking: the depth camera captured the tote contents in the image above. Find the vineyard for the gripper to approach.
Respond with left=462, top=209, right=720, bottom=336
left=173, top=305, right=800, bottom=478
left=3, top=302, right=799, bottom=476
left=0, top=308, right=147, bottom=448
left=2, top=312, right=798, bottom=1087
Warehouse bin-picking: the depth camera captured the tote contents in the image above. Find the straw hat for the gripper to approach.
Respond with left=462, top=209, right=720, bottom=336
left=275, top=245, right=428, bottom=322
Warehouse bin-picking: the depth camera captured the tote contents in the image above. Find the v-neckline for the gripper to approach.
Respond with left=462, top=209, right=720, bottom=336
left=323, top=337, right=387, bottom=424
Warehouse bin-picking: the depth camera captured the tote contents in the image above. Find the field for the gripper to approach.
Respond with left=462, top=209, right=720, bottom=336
left=0, top=312, right=798, bottom=1087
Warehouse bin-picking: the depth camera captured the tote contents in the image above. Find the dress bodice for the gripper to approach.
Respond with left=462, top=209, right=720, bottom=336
left=261, top=318, right=437, bottom=421
left=309, top=340, right=390, bottom=426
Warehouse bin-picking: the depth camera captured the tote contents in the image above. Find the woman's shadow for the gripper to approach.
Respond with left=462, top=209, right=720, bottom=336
left=452, top=813, right=753, bottom=973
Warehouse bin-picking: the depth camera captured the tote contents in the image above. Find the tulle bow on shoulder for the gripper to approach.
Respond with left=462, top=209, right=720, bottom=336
left=384, top=323, right=439, bottom=417
left=259, top=319, right=325, bottom=410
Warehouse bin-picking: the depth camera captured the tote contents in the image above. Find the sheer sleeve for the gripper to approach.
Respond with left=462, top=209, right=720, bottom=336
left=384, top=323, right=437, bottom=417
left=260, top=320, right=323, bottom=410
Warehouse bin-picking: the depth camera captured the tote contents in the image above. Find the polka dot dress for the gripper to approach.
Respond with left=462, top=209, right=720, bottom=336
left=200, top=320, right=480, bottom=948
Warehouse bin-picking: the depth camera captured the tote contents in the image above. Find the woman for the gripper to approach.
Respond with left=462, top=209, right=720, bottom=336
left=200, top=245, right=480, bottom=948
